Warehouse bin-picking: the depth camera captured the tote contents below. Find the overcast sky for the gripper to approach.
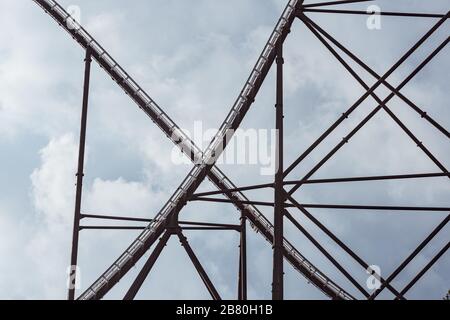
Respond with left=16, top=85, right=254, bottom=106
left=0, top=0, right=448, bottom=300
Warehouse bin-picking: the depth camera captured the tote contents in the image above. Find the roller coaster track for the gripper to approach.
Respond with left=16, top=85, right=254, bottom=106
left=33, top=0, right=354, bottom=300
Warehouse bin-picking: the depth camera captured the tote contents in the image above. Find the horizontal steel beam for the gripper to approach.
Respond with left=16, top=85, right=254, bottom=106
left=81, top=213, right=153, bottom=223
left=80, top=225, right=239, bottom=232
left=180, top=221, right=241, bottom=229
left=190, top=197, right=280, bottom=208
left=303, top=8, right=447, bottom=18
left=80, top=226, right=145, bottom=231
left=80, top=220, right=241, bottom=230
left=294, top=173, right=450, bottom=184
left=285, top=203, right=450, bottom=212
left=303, top=0, right=374, bottom=9
left=191, top=197, right=450, bottom=212
left=182, top=226, right=240, bottom=231
left=192, top=173, right=449, bottom=198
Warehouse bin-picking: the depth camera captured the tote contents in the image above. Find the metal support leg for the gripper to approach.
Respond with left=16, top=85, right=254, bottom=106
left=287, top=195, right=405, bottom=299
left=284, top=210, right=370, bottom=298
left=238, top=213, right=247, bottom=300
left=272, top=43, right=284, bottom=300
left=176, top=230, right=222, bottom=300
left=124, top=231, right=172, bottom=300
left=68, top=48, right=92, bottom=300
left=370, top=215, right=449, bottom=299
left=395, top=242, right=449, bottom=299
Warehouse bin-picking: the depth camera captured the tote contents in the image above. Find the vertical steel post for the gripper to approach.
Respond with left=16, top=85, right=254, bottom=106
left=68, top=48, right=92, bottom=300
left=238, top=213, right=247, bottom=300
left=272, top=43, right=284, bottom=300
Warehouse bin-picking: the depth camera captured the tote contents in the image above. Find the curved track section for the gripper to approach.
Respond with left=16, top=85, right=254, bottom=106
left=33, top=0, right=353, bottom=300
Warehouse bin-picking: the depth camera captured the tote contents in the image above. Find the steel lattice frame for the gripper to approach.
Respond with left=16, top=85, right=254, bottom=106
left=30, top=0, right=449, bottom=300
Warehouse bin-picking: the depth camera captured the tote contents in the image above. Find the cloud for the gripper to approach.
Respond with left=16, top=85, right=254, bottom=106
left=84, top=177, right=167, bottom=217
left=0, top=132, right=173, bottom=299
left=30, top=134, right=77, bottom=225
left=0, top=0, right=448, bottom=300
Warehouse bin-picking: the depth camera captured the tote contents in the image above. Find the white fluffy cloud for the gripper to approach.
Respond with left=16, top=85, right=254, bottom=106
left=9, top=133, right=175, bottom=299
left=30, top=134, right=77, bottom=225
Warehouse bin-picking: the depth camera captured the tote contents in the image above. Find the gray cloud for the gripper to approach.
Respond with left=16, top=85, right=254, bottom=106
left=0, top=0, right=448, bottom=299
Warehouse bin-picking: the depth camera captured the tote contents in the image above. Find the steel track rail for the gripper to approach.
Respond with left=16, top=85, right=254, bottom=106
left=32, top=0, right=353, bottom=300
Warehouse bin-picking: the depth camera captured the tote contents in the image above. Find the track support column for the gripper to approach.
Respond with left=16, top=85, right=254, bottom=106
left=177, top=230, right=222, bottom=300
left=124, top=230, right=172, bottom=300
left=68, top=48, right=92, bottom=300
left=272, top=43, right=284, bottom=300
left=238, top=213, right=247, bottom=300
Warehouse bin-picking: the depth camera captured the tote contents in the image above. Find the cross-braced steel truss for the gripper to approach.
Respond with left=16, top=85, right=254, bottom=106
left=31, top=0, right=449, bottom=300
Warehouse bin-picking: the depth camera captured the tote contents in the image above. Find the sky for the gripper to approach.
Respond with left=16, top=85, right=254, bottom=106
left=0, top=0, right=449, bottom=300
